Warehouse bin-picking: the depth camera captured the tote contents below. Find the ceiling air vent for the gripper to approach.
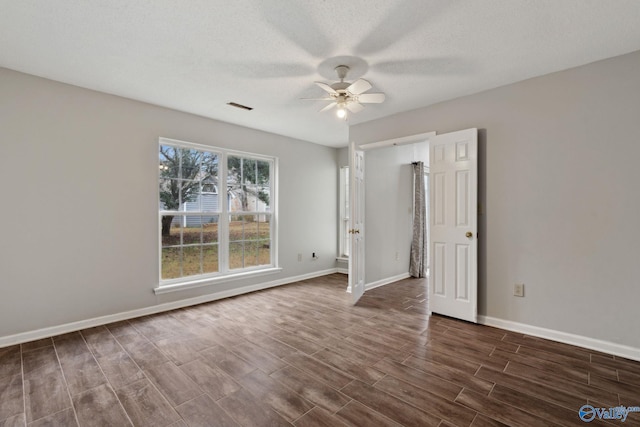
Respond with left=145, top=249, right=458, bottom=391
left=227, top=102, right=253, bottom=111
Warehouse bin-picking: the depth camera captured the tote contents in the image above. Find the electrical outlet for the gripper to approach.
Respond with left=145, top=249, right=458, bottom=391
left=297, top=253, right=302, bottom=262
left=514, top=283, right=525, bottom=297
left=312, top=252, right=318, bottom=260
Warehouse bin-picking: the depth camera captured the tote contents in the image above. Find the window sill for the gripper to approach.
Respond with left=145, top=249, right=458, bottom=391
left=154, top=267, right=282, bottom=295
left=336, top=256, right=348, bottom=262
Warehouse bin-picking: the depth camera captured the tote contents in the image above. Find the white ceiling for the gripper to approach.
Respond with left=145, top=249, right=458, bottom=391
left=2, top=1, right=640, bottom=148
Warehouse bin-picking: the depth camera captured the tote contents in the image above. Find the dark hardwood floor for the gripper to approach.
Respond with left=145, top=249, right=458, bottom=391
left=1, top=273, right=639, bottom=426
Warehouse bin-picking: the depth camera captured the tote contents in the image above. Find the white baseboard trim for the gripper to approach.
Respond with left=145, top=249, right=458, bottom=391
left=0, top=268, right=340, bottom=348
left=478, top=315, right=640, bottom=362
left=337, top=268, right=348, bottom=275
left=365, top=272, right=411, bottom=291
left=345, top=272, right=411, bottom=294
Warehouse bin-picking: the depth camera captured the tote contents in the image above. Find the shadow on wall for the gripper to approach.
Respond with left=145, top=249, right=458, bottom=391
left=477, top=128, right=488, bottom=317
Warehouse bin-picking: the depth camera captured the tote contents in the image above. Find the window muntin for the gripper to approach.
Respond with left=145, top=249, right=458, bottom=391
left=159, top=139, right=275, bottom=283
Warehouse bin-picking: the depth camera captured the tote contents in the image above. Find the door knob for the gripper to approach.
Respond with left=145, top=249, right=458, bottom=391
left=466, top=231, right=473, bottom=238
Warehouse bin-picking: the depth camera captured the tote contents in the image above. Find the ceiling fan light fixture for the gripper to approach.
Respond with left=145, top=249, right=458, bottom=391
left=304, top=63, right=385, bottom=120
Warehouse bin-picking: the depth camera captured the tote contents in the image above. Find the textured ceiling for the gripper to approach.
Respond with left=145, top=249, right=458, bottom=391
left=2, top=0, right=640, bottom=147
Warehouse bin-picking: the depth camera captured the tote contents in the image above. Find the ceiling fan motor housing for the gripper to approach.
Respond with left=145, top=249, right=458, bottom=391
left=331, top=82, right=351, bottom=91
left=335, top=65, right=350, bottom=81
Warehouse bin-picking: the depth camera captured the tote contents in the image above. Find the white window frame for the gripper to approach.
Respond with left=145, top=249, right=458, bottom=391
left=338, top=166, right=350, bottom=258
left=156, top=138, right=279, bottom=293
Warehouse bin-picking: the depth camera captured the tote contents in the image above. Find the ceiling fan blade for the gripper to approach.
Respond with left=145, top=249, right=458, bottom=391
left=346, top=102, right=364, bottom=113
left=347, top=79, right=372, bottom=95
left=357, top=93, right=386, bottom=104
left=315, top=82, right=337, bottom=94
left=300, top=97, right=334, bottom=101
left=319, top=102, right=337, bottom=113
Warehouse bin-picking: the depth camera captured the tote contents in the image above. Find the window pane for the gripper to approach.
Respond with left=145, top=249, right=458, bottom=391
left=182, top=246, right=202, bottom=276
left=257, top=240, right=270, bottom=266
left=161, top=247, right=181, bottom=280
left=229, top=216, right=243, bottom=242
left=257, top=215, right=270, bottom=240
left=244, top=241, right=259, bottom=268
left=180, top=148, right=202, bottom=180
left=161, top=216, right=182, bottom=247
left=243, top=216, right=259, bottom=240
left=242, top=158, right=257, bottom=212
left=257, top=160, right=271, bottom=211
left=229, top=241, right=244, bottom=270
left=159, top=179, right=181, bottom=211
left=159, top=145, right=179, bottom=179
left=200, top=179, right=219, bottom=212
left=227, top=156, right=270, bottom=213
left=202, top=216, right=218, bottom=244
left=160, top=146, right=219, bottom=214
left=181, top=217, right=202, bottom=245
left=203, top=244, right=219, bottom=274
left=161, top=215, right=183, bottom=280
left=180, top=178, right=200, bottom=208
left=344, top=167, right=349, bottom=213
left=245, top=192, right=258, bottom=212
left=242, top=159, right=257, bottom=184
left=228, top=156, right=242, bottom=213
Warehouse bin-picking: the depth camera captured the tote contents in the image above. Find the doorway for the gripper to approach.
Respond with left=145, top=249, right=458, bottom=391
left=348, top=132, right=434, bottom=304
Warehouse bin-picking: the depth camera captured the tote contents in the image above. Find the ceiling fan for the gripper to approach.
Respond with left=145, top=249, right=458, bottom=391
left=305, top=65, right=385, bottom=120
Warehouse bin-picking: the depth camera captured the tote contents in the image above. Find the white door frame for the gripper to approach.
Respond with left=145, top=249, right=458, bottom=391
left=348, top=131, right=435, bottom=301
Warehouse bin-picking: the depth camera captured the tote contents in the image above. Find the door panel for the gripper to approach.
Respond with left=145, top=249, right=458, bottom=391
left=429, top=128, right=478, bottom=322
left=349, top=141, right=365, bottom=304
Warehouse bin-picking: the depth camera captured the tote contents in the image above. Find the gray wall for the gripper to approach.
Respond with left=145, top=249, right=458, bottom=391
left=350, top=50, right=640, bottom=349
left=0, top=67, right=337, bottom=338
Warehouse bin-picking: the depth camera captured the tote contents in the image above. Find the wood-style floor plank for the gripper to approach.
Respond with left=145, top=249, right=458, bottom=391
left=236, top=369, right=314, bottom=422
left=216, top=388, right=291, bottom=427
left=293, top=406, right=348, bottom=427
left=28, top=408, right=77, bottom=427
left=269, top=365, right=351, bottom=413
left=335, top=400, right=403, bottom=427
left=341, top=379, right=442, bottom=427
left=373, top=375, right=476, bottom=426
left=455, top=388, right=552, bottom=427
left=0, top=346, right=21, bottom=381
left=0, top=375, right=23, bottom=423
left=175, top=394, right=238, bottom=427
left=72, top=383, right=132, bottom=427
left=115, top=379, right=181, bottom=427
left=3, top=274, right=640, bottom=427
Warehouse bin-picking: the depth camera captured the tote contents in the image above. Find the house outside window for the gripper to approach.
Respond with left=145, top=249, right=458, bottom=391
left=159, top=138, right=276, bottom=284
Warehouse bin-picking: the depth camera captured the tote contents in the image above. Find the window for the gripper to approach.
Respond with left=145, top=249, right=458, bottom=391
left=339, top=166, right=349, bottom=257
left=159, top=138, right=275, bottom=284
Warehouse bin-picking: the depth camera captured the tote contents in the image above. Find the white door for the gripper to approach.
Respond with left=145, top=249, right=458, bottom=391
left=348, top=141, right=365, bottom=304
left=429, top=128, right=478, bottom=322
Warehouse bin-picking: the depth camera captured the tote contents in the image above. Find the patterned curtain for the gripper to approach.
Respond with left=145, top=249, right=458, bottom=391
left=409, top=161, right=426, bottom=278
